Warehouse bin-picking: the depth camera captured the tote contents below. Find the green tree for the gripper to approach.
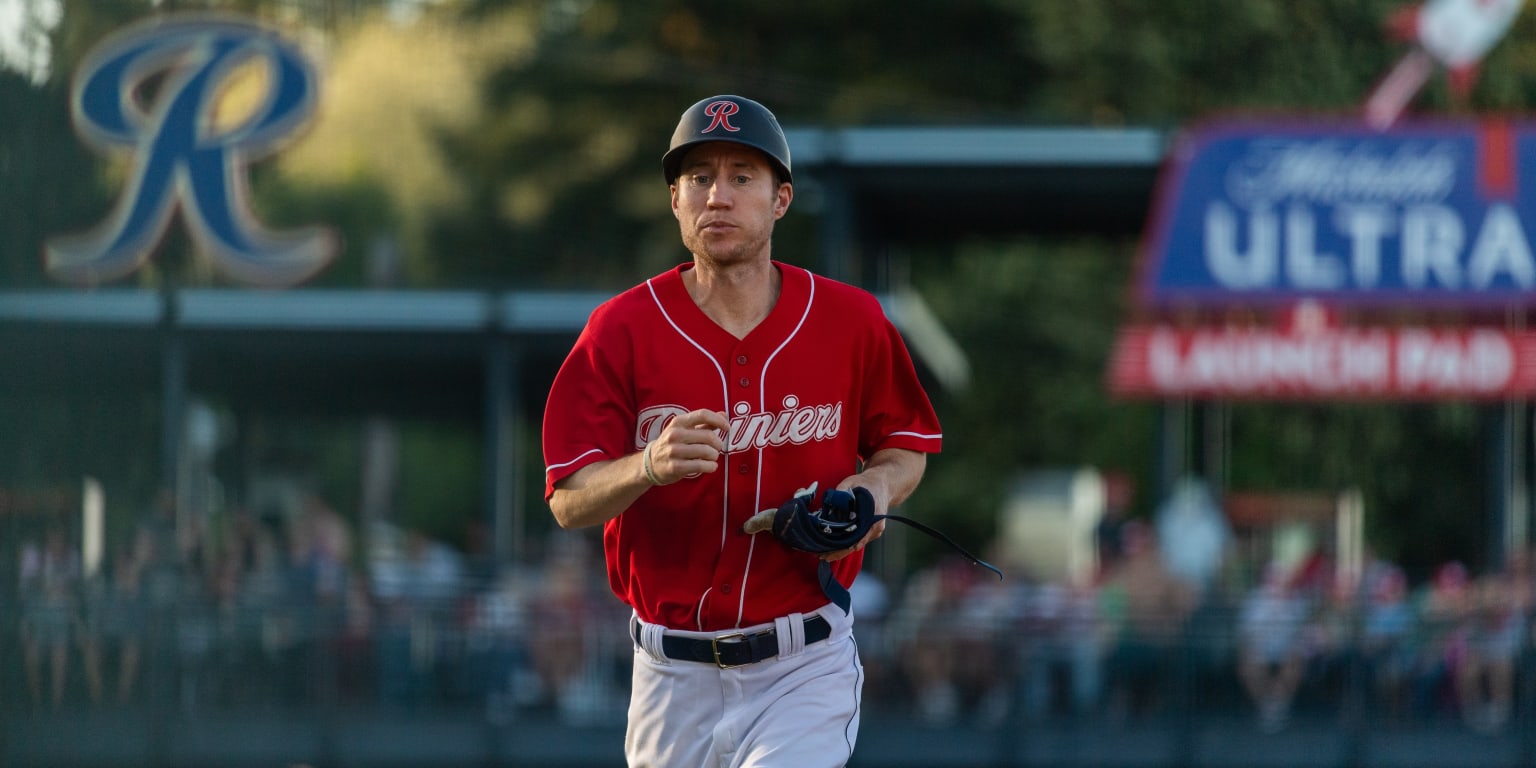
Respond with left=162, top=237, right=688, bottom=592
left=18, top=0, right=1530, bottom=576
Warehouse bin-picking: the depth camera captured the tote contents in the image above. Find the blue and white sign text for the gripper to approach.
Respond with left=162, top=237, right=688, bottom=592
left=1138, top=120, right=1536, bottom=307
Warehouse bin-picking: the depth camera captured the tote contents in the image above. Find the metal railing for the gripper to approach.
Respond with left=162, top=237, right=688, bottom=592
left=2, top=582, right=1533, bottom=767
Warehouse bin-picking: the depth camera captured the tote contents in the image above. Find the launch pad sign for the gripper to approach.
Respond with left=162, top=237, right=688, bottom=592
left=1108, top=318, right=1536, bottom=400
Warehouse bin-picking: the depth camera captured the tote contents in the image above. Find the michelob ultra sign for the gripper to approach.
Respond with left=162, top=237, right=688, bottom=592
left=1137, top=118, right=1536, bottom=308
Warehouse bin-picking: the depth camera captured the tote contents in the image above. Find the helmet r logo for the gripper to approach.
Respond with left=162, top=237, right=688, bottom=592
left=701, top=101, right=741, bottom=134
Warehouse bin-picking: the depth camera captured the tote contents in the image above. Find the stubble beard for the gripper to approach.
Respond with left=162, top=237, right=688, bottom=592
left=682, top=224, right=772, bottom=269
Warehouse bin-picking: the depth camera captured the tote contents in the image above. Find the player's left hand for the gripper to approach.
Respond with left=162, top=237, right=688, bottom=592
left=818, top=518, right=886, bottom=562
left=818, top=480, right=889, bottom=562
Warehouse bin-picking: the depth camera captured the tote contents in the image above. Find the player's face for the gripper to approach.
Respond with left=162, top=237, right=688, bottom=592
left=671, top=143, right=791, bottom=267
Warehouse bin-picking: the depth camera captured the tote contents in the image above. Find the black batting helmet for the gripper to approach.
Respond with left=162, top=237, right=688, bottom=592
left=662, top=95, right=792, bottom=185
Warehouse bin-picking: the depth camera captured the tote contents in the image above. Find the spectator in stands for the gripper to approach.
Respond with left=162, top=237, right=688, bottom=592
left=1015, top=573, right=1106, bottom=720
left=465, top=564, right=537, bottom=721
left=526, top=540, right=598, bottom=718
left=370, top=527, right=463, bottom=707
left=1359, top=564, right=1416, bottom=722
left=273, top=496, right=355, bottom=705
left=233, top=513, right=292, bottom=707
left=1094, top=473, right=1136, bottom=574
left=951, top=550, right=1017, bottom=726
left=887, top=555, right=990, bottom=725
left=79, top=543, right=146, bottom=706
left=288, top=495, right=352, bottom=608
left=1236, top=561, right=1312, bottom=732
left=19, top=528, right=82, bottom=712
left=1099, top=520, right=1198, bottom=720
left=1410, top=560, right=1475, bottom=720
left=171, top=537, right=218, bottom=712
left=137, top=490, right=185, bottom=619
left=1456, top=555, right=1530, bottom=733
left=333, top=573, right=377, bottom=706
left=1297, top=563, right=1362, bottom=720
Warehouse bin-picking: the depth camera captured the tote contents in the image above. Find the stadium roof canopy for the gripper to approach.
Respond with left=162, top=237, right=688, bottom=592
left=784, top=125, right=1169, bottom=244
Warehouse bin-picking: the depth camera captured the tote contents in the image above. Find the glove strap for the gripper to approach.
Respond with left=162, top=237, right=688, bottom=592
left=880, top=514, right=1005, bottom=581
left=818, top=560, right=853, bottom=615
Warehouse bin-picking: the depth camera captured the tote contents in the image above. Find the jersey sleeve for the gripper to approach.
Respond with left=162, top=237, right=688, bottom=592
left=858, top=295, right=943, bottom=458
left=542, top=302, right=637, bottom=499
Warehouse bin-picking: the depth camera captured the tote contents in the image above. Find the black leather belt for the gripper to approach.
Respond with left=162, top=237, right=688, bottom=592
left=634, top=615, right=832, bottom=669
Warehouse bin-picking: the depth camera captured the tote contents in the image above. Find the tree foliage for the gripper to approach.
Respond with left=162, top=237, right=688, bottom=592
left=907, top=238, right=1160, bottom=554
left=8, top=0, right=1534, bottom=574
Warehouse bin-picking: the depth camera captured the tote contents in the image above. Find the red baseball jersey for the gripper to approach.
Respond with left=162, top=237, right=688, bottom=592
left=542, top=262, right=942, bottom=631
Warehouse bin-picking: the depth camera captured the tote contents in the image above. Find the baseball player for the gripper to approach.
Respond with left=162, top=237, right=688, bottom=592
left=542, top=94, right=942, bottom=768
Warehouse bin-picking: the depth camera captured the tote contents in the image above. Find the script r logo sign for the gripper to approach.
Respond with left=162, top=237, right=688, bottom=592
left=47, top=15, right=336, bottom=287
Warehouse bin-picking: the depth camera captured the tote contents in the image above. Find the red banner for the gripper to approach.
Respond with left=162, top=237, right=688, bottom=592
left=1108, top=320, right=1536, bottom=400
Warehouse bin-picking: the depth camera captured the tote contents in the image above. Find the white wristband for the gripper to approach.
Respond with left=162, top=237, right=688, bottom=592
left=642, top=442, right=663, bottom=486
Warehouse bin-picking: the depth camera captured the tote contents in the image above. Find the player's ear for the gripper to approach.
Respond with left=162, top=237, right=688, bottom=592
left=773, top=182, right=792, bottom=219
left=671, top=183, right=682, bottom=219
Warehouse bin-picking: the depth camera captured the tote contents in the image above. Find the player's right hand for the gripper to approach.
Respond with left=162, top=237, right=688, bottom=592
left=644, top=409, right=727, bottom=485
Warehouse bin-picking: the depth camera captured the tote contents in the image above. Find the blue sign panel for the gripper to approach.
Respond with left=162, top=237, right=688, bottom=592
left=1137, top=119, right=1536, bottom=308
left=46, top=15, right=335, bottom=287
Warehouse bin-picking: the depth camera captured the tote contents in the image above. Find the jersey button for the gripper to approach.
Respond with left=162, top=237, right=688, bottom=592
left=737, top=464, right=749, bottom=474
left=736, top=355, right=748, bottom=365
left=721, top=583, right=731, bottom=594
left=738, top=377, right=749, bottom=387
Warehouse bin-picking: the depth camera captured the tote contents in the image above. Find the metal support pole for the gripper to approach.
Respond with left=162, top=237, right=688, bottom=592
left=817, top=169, right=856, bottom=284
left=1155, top=399, right=1189, bottom=508
left=1509, top=400, right=1529, bottom=561
left=150, top=286, right=185, bottom=768
left=483, top=335, right=521, bottom=568
left=159, top=296, right=186, bottom=503
left=1498, top=307, right=1531, bottom=570
left=1490, top=402, right=1517, bottom=572
left=1200, top=400, right=1229, bottom=499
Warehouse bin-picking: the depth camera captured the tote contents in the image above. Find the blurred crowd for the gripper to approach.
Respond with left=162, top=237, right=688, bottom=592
left=863, top=516, right=1536, bottom=736
left=8, top=490, right=1536, bottom=738
left=7, top=490, right=632, bottom=724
